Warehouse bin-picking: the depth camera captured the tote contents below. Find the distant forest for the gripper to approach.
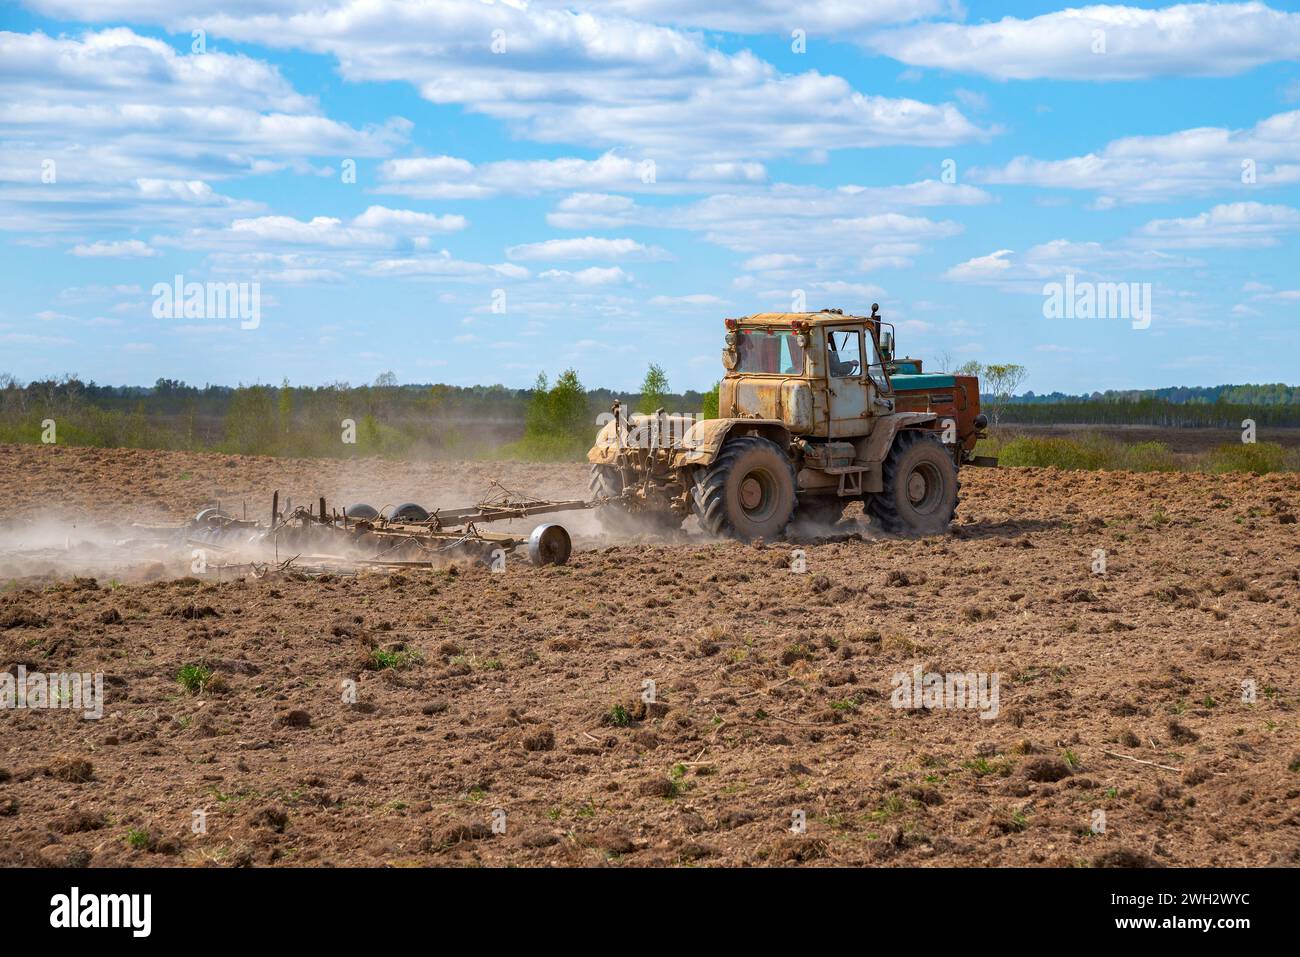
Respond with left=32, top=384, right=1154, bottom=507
left=0, top=371, right=1296, bottom=460
left=0, top=371, right=708, bottom=459
left=999, top=383, right=1300, bottom=428
left=1009, top=383, right=1300, bottom=406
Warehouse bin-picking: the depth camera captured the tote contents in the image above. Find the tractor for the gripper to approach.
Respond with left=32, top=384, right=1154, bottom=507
left=587, top=305, right=992, bottom=540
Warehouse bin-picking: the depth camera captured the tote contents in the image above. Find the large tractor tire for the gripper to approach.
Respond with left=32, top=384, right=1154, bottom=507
left=588, top=464, right=683, bottom=536
left=867, top=431, right=959, bottom=536
left=692, top=435, right=797, bottom=541
left=588, top=462, right=623, bottom=499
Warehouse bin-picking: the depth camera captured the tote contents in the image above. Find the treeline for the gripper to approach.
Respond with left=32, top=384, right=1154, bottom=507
left=1009, top=383, right=1300, bottom=406
left=4, top=371, right=1296, bottom=460
left=0, top=371, right=709, bottom=460
left=997, top=395, right=1300, bottom=428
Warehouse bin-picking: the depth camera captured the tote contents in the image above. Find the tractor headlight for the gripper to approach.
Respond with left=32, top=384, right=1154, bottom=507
left=974, top=413, right=988, bottom=431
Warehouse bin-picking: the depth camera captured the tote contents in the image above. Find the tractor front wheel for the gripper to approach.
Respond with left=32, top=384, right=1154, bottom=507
left=692, top=435, right=796, bottom=541
left=867, top=431, right=959, bottom=536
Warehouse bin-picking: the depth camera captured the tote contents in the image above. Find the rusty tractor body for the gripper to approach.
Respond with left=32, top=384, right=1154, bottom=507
left=588, top=306, right=991, bottom=540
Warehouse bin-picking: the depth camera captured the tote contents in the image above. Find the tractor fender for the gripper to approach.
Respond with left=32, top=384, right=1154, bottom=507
left=587, top=412, right=716, bottom=465
left=587, top=417, right=621, bottom=465
left=856, top=412, right=939, bottom=467
left=672, top=418, right=792, bottom=468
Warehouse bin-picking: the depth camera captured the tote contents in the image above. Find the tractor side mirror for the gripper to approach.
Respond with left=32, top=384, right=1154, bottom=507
left=880, top=330, right=894, bottom=359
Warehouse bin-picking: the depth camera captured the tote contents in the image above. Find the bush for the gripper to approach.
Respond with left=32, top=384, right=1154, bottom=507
left=501, top=370, right=595, bottom=461
left=1116, top=441, right=1179, bottom=472
left=636, top=363, right=670, bottom=414
left=994, top=437, right=1112, bottom=470
left=221, top=385, right=277, bottom=455
left=700, top=382, right=720, bottom=419
left=1205, top=441, right=1293, bottom=474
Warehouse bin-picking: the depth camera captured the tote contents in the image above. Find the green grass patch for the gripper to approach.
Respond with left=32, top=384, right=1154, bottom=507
left=176, top=664, right=213, bottom=694
left=370, top=647, right=424, bottom=670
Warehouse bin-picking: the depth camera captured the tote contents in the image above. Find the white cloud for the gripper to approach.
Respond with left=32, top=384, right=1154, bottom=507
left=0, top=29, right=409, bottom=186
left=162, top=206, right=470, bottom=257
left=0, top=176, right=264, bottom=235
left=70, top=238, right=158, bottom=257
left=805, top=280, right=887, bottom=300
left=944, top=249, right=1014, bottom=283
left=648, top=293, right=728, bottom=306
left=539, top=266, right=632, bottom=285
left=367, top=253, right=528, bottom=282
left=944, top=237, right=1205, bottom=291
left=742, top=254, right=805, bottom=271
left=506, top=237, right=667, bottom=261
left=226, top=216, right=388, bottom=247
left=1134, top=202, right=1300, bottom=248
left=376, top=152, right=740, bottom=199
left=559, top=0, right=944, bottom=34
left=28, top=2, right=986, bottom=161
left=350, top=206, right=467, bottom=233
left=546, top=180, right=979, bottom=281
left=971, top=109, right=1300, bottom=204
left=870, top=3, right=1300, bottom=81
left=549, top=180, right=990, bottom=232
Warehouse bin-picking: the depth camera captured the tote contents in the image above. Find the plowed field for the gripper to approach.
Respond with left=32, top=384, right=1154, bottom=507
left=1, top=443, right=1297, bottom=867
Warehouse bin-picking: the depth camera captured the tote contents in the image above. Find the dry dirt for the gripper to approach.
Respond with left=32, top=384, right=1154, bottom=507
left=0, top=442, right=1297, bottom=868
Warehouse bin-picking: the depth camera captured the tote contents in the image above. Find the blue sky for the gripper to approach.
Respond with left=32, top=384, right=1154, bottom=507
left=1, top=0, right=1298, bottom=394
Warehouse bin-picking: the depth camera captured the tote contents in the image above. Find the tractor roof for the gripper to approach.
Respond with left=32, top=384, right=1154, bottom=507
left=735, top=310, right=874, bottom=326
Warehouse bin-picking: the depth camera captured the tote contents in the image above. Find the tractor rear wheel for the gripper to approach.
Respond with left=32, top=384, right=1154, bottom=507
left=588, top=464, right=682, bottom=536
left=692, top=435, right=796, bottom=541
left=867, top=431, right=959, bottom=536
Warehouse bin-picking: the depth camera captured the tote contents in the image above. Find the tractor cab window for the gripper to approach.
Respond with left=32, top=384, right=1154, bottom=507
left=827, top=329, right=862, bottom=378
left=736, top=329, right=806, bottom=375
left=866, top=332, right=888, bottom=390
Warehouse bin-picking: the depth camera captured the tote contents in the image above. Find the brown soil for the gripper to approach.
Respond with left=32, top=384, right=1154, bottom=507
left=1, top=443, right=1297, bottom=867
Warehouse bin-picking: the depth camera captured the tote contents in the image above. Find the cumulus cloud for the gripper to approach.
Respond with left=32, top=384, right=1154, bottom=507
left=350, top=206, right=467, bottom=233
left=647, top=293, right=728, bottom=306
left=944, top=249, right=1015, bottom=283
left=366, top=253, right=528, bottom=282
left=742, top=254, right=806, bottom=272
left=506, top=237, right=668, bottom=262
left=1133, top=202, right=1300, bottom=248
left=557, top=0, right=944, bottom=34
left=944, top=236, right=1204, bottom=292
left=544, top=180, right=981, bottom=282
left=20, top=2, right=987, bottom=160
left=970, top=109, right=1300, bottom=204
left=70, top=238, right=158, bottom=257
left=164, top=206, right=469, bottom=253
left=539, top=266, right=633, bottom=285
left=376, top=151, right=769, bottom=199
left=869, top=3, right=1300, bottom=81
left=0, top=29, right=409, bottom=185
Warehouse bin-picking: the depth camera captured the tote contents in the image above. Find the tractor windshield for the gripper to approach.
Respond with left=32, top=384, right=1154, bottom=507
left=735, top=329, right=806, bottom=375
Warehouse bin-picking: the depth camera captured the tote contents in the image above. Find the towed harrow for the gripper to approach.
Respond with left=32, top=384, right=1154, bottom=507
left=183, top=483, right=589, bottom=576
